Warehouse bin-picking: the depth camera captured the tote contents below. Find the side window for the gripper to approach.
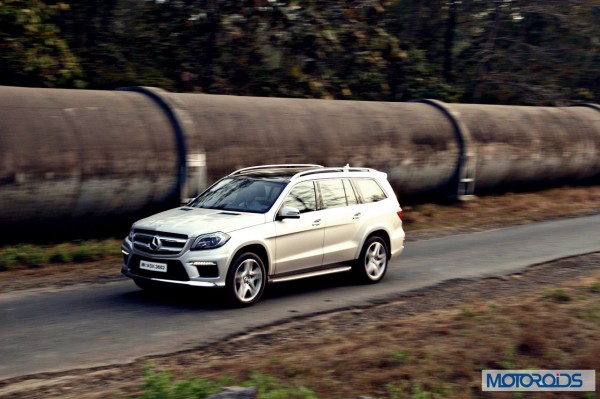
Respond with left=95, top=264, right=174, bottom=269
left=319, top=179, right=347, bottom=209
left=283, top=181, right=317, bottom=213
left=343, top=179, right=358, bottom=205
left=354, top=178, right=387, bottom=203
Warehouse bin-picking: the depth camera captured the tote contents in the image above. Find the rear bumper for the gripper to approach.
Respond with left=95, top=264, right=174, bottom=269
left=390, top=227, right=405, bottom=259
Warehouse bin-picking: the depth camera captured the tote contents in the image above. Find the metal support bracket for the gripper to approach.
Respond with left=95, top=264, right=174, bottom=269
left=415, top=99, right=477, bottom=201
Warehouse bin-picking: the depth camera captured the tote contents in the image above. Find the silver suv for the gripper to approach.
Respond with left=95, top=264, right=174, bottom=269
left=121, top=165, right=405, bottom=306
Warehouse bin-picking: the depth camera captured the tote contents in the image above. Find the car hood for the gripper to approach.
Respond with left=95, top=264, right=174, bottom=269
left=133, top=207, right=267, bottom=237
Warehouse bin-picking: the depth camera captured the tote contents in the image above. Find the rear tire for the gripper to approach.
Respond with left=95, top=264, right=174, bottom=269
left=354, top=236, right=389, bottom=283
left=226, top=252, right=267, bottom=307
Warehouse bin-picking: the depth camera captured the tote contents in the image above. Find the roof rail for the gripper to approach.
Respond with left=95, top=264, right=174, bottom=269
left=229, top=164, right=324, bottom=176
left=291, top=165, right=374, bottom=180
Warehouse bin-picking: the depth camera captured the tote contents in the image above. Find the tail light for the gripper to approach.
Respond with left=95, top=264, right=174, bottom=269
left=396, top=209, right=403, bottom=219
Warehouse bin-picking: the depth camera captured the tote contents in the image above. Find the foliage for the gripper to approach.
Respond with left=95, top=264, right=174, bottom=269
left=49, top=243, right=74, bottom=263
left=129, top=366, right=317, bottom=399
left=542, top=288, right=573, bottom=302
left=0, top=239, right=120, bottom=270
left=71, top=240, right=118, bottom=262
left=1, top=1, right=599, bottom=103
left=0, top=0, right=82, bottom=87
left=0, top=244, right=49, bottom=267
left=242, top=372, right=318, bottom=399
left=131, top=365, right=221, bottom=399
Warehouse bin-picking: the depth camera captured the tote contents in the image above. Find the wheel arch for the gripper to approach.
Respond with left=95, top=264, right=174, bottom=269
left=358, top=229, right=391, bottom=259
left=232, top=244, right=271, bottom=274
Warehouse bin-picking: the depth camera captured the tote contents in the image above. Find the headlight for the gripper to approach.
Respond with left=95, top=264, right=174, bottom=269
left=191, top=232, right=230, bottom=250
left=127, top=227, right=134, bottom=241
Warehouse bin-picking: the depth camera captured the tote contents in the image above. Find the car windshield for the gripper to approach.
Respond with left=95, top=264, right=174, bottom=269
left=189, top=177, right=286, bottom=213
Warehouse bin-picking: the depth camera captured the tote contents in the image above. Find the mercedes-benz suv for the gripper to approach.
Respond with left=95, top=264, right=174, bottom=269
left=121, top=165, right=405, bottom=306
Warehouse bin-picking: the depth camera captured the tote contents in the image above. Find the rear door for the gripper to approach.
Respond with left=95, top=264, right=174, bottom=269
left=319, top=178, right=364, bottom=265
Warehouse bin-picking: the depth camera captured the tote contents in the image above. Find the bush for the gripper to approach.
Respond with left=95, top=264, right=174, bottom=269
left=49, top=243, right=74, bottom=263
left=72, top=241, right=106, bottom=262
left=0, top=247, right=20, bottom=270
left=543, top=289, right=572, bottom=303
left=1, top=239, right=120, bottom=268
left=132, top=365, right=221, bottom=399
left=243, top=372, right=318, bottom=399
left=0, top=245, right=49, bottom=268
left=18, top=245, right=50, bottom=267
left=130, top=367, right=319, bottom=399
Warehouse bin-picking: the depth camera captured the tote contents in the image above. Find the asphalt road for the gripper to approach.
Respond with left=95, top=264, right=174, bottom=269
left=1, top=214, right=599, bottom=380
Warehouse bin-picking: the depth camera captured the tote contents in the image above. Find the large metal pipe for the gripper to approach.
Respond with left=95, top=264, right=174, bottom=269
left=1, top=85, right=599, bottom=237
left=157, top=91, right=461, bottom=198
left=446, top=102, right=600, bottom=190
left=0, top=86, right=180, bottom=237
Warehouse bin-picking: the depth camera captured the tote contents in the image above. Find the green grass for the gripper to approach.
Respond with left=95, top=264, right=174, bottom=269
left=130, top=365, right=222, bottom=399
left=0, top=239, right=121, bottom=271
left=242, top=372, right=318, bottom=399
left=459, top=305, right=476, bottom=317
left=393, top=350, right=411, bottom=364
left=500, top=345, right=517, bottom=370
left=49, top=243, right=74, bottom=263
left=0, top=244, right=50, bottom=268
left=542, top=288, right=572, bottom=302
left=128, top=366, right=318, bottom=399
left=386, top=380, right=451, bottom=399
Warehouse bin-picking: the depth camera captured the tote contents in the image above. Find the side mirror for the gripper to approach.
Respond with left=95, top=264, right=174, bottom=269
left=277, top=206, right=301, bottom=220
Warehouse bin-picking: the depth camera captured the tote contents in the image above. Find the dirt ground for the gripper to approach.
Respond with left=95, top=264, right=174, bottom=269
left=1, top=185, right=600, bottom=398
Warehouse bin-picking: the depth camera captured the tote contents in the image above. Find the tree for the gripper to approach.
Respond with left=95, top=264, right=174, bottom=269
left=454, top=0, right=600, bottom=105
left=1, top=0, right=597, bottom=104
left=0, top=0, right=82, bottom=87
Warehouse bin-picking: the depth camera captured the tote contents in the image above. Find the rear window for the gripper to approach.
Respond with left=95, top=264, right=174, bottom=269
left=319, top=179, right=347, bottom=209
left=343, top=179, right=358, bottom=205
left=354, top=178, right=387, bottom=203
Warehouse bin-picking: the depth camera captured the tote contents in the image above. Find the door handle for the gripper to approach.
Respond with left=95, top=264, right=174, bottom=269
left=312, top=219, right=322, bottom=226
left=353, top=212, right=362, bottom=219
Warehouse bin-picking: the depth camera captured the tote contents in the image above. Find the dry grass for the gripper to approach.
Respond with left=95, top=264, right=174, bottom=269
left=3, top=256, right=600, bottom=399
left=113, top=261, right=599, bottom=399
left=402, top=185, right=600, bottom=234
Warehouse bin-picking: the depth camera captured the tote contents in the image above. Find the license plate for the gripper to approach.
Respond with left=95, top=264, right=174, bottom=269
left=140, top=260, right=168, bottom=273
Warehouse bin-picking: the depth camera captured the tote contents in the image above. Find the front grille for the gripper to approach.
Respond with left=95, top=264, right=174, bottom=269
left=132, top=229, right=188, bottom=255
left=129, top=255, right=190, bottom=281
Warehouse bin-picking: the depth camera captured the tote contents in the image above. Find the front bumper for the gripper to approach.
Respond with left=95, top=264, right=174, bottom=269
left=121, top=238, right=230, bottom=288
left=121, top=268, right=221, bottom=287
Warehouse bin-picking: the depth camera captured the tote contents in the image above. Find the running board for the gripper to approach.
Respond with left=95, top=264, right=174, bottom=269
left=269, top=266, right=352, bottom=283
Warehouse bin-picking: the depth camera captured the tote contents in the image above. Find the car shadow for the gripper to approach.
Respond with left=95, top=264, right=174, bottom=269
left=116, top=272, right=359, bottom=310
left=263, top=272, right=357, bottom=300
left=116, top=284, right=229, bottom=310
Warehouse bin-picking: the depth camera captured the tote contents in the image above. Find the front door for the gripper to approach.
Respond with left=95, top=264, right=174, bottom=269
left=274, top=181, right=324, bottom=275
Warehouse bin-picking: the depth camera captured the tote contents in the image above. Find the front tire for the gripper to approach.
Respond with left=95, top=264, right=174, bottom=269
left=226, top=252, right=267, bottom=307
left=354, top=236, right=389, bottom=283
